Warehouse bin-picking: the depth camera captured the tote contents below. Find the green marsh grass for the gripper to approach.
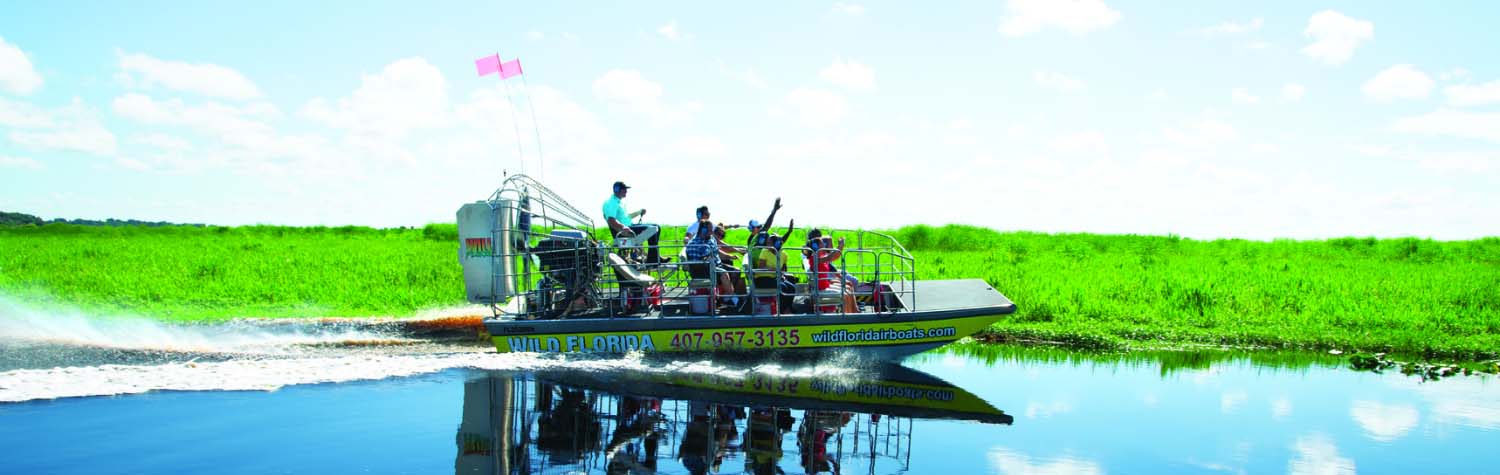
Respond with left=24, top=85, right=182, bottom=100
left=0, top=224, right=462, bottom=320
left=895, top=225, right=1500, bottom=361
left=2, top=223, right=1496, bottom=360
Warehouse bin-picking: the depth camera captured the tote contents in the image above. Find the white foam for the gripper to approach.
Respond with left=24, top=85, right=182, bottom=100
left=0, top=352, right=515, bottom=402
left=0, top=350, right=862, bottom=403
left=0, top=296, right=395, bottom=353
left=0, top=297, right=861, bottom=403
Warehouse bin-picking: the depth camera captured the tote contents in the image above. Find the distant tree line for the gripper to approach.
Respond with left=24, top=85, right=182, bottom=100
left=0, top=211, right=203, bottom=227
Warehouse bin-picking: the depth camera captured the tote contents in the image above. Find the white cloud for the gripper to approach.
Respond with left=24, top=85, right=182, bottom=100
left=1231, top=88, right=1261, bottom=105
left=1350, top=143, right=1393, bottom=157
left=667, top=136, right=727, bottom=157
left=1034, top=70, right=1084, bottom=93
left=1201, top=17, right=1263, bottom=35
left=1247, top=41, right=1271, bottom=50
left=832, top=2, right=865, bottom=16
left=6, top=97, right=116, bottom=156
left=998, top=0, right=1120, bottom=37
left=111, top=92, right=349, bottom=173
left=1388, top=376, right=1500, bottom=431
left=989, top=448, right=1103, bottom=475
left=456, top=83, right=610, bottom=147
left=0, top=96, right=54, bottom=127
left=1282, top=83, right=1307, bottom=102
left=525, top=31, right=544, bottom=41
left=114, top=93, right=278, bottom=146
left=1349, top=143, right=1495, bottom=175
left=1289, top=434, right=1355, bottom=475
left=593, top=69, right=663, bottom=106
left=0, top=36, right=44, bottom=95
left=119, top=133, right=199, bottom=172
left=1363, top=65, right=1434, bottom=102
left=1444, top=79, right=1500, bottom=107
left=1221, top=390, right=1249, bottom=413
left=118, top=51, right=262, bottom=100
left=1438, top=68, right=1472, bottom=82
left=1351, top=400, right=1421, bottom=442
left=0, top=155, right=42, bottom=170
left=1250, top=143, right=1280, bottom=154
left=1392, top=108, right=1500, bottom=143
left=1272, top=397, right=1293, bottom=419
left=767, top=132, right=894, bottom=160
left=657, top=20, right=688, bottom=41
left=129, top=132, right=194, bottom=152
left=1160, top=118, right=1238, bottom=147
left=9, top=122, right=117, bottom=156
left=1301, top=10, right=1373, bottom=65
left=820, top=58, right=876, bottom=92
left=301, top=57, right=449, bottom=138
left=716, top=60, right=768, bottom=90
left=771, top=88, right=848, bottom=128
left=1050, top=131, right=1107, bottom=154
left=592, top=69, right=701, bottom=126
left=1023, top=400, right=1074, bottom=418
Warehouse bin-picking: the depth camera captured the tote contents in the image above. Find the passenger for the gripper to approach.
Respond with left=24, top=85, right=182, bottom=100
left=603, top=181, right=668, bottom=264
left=685, top=205, right=711, bottom=241
left=805, top=228, right=858, bottom=313
left=751, top=224, right=799, bottom=313
left=685, top=218, right=738, bottom=308
left=712, top=225, right=748, bottom=291
left=745, top=197, right=783, bottom=248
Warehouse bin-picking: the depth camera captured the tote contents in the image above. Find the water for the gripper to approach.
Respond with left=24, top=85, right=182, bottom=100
left=1, top=305, right=1498, bottom=473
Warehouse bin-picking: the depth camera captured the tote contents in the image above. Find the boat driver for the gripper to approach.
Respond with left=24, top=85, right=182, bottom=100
left=603, top=181, right=668, bottom=264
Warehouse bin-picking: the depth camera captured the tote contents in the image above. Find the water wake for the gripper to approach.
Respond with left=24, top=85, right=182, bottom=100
left=0, top=297, right=858, bottom=403
left=0, top=297, right=402, bottom=353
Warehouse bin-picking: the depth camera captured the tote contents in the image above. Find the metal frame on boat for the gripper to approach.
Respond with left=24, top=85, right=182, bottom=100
left=458, top=175, right=1016, bottom=359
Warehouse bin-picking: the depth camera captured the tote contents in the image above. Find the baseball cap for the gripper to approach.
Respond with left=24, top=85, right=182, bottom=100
left=612, top=181, right=630, bottom=191
left=748, top=219, right=761, bottom=229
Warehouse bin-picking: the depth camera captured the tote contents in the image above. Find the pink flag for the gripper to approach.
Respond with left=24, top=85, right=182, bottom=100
left=475, top=54, right=501, bottom=76
left=499, top=58, right=523, bottom=79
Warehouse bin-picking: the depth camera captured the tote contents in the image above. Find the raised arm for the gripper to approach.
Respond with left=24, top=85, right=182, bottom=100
left=824, top=236, right=845, bottom=262
left=776, top=219, right=796, bottom=250
left=761, top=198, right=783, bottom=232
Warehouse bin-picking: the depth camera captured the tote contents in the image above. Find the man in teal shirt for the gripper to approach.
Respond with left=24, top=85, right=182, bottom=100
left=604, top=181, right=666, bottom=264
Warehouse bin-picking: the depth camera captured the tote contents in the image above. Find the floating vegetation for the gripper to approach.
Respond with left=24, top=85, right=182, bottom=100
left=1347, top=351, right=1498, bottom=380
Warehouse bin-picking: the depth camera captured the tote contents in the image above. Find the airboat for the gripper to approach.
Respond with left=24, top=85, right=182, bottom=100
left=458, top=175, right=1015, bottom=360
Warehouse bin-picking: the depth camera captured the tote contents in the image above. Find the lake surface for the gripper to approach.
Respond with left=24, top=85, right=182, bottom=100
left=1, top=316, right=1498, bottom=474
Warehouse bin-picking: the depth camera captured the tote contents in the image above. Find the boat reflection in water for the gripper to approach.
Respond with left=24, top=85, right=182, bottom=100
left=455, top=364, right=1012, bottom=474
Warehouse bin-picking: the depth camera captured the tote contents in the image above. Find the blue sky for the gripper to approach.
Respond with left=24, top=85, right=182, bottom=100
left=1, top=1, right=1497, bottom=239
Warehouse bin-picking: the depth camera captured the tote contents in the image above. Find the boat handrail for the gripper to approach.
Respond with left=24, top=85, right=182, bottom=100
left=474, top=177, right=921, bottom=319
left=543, top=240, right=917, bottom=319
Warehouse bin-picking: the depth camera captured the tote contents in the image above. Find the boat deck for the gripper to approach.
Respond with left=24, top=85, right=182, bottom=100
left=906, top=278, right=1012, bottom=312
left=490, top=278, right=1014, bottom=323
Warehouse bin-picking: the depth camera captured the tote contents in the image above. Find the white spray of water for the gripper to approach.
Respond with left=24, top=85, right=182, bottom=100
left=0, top=350, right=862, bottom=403
left=0, top=298, right=862, bottom=403
left=0, top=296, right=397, bottom=353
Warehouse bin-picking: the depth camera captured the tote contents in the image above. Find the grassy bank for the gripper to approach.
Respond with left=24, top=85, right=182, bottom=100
left=892, top=225, right=1500, bottom=361
left=0, top=224, right=461, bottom=320
left=1, top=223, right=1497, bottom=361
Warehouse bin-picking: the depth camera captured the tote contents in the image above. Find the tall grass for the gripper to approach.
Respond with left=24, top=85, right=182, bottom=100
left=0, top=224, right=463, bottom=320
left=2, top=223, right=1497, bottom=360
left=895, top=224, right=1500, bottom=360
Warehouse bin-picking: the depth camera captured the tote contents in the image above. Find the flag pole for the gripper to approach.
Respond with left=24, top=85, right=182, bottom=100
left=497, top=52, right=527, bottom=177
left=518, top=70, right=545, bottom=182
